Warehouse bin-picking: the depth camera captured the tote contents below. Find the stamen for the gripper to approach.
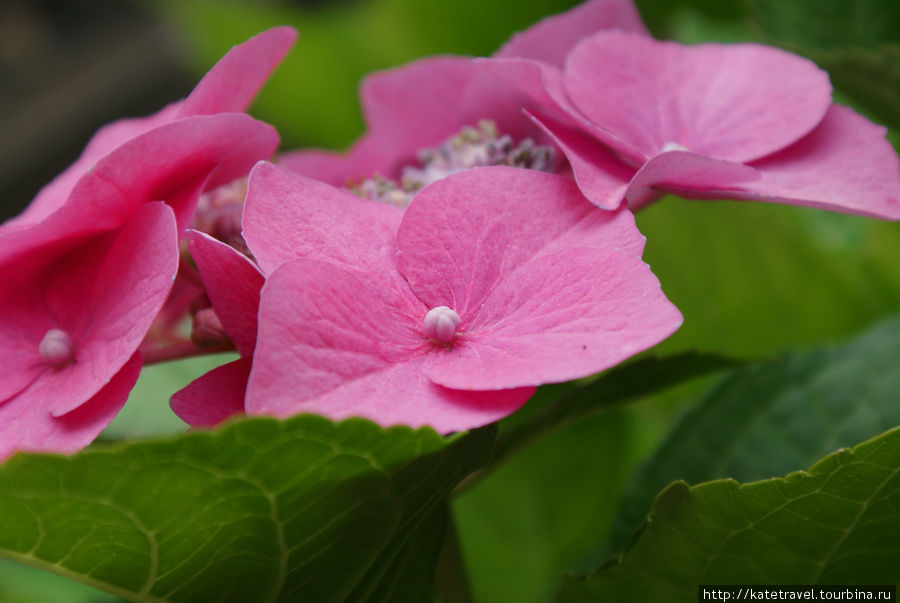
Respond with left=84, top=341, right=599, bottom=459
left=348, top=120, right=556, bottom=207
left=423, top=306, right=461, bottom=343
left=39, top=328, right=74, bottom=365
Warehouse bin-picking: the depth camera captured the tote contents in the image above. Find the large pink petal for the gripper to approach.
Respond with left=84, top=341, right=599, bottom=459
left=187, top=231, right=264, bottom=356
left=624, top=150, right=759, bottom=210
left=0, top=352, right=141, bottom=461
left=735, top=105, right=900, bottom=219
left=528, top=111, right=633, bottom=209
left=359, top=56, right=480, bottom=174
left=170, top=358, right=250, bottom=427
left=563, top=31, right=833, bottom=163
left=178, top=27, right=297, bottom=117
left=495, top=0, right=648, bottom=67
left=396, top=166, right=645, bottom=318
left=41, top=202, right=179, bottom=417
left=242, top=162, right=402, bottom=275
left=428, top=248, right=682, bottom=390
left=246, top=260, right=531, bottom=432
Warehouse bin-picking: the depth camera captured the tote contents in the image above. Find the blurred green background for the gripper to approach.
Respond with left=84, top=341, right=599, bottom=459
left=1, top=0, right=898, bottom=601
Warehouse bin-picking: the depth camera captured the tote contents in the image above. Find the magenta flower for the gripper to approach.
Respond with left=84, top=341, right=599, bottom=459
left=480, top=30, right=900, bottom=218
left=173, top=162, right=682, bottom=433
left=279, top=0, right=646, bottom=203
left=170, top=231, right=264, bottom=427
left=0, top=28, right=296, bottom=459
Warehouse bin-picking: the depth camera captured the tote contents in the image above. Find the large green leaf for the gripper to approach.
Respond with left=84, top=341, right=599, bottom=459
left=611, top=317, right=900, bottom=550
left=451, top=353, right=738, bottom=603
left=0, top=415, right=494, bottom=602
left=492, top=352, right=742, bottom=468
left=559, top=426, right=900, bottom=601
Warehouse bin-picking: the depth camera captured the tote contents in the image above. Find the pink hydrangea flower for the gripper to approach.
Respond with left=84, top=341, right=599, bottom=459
left=0, top=28, right=296, bottom=459
left=278, top=0, right=646, bottom=201
left=174, top=162, right=682, bottom=433
left=480, top=30, right=900, bottom=218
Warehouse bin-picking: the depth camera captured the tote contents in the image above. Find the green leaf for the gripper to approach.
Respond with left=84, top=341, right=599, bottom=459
left=0, top=415, right=494, bottom=602
left=492, top=352, right=743, bottom=469
left=611, top=316, right=900, bottom=551
left=559, top=426, right=900, bottom=602
left=454, top=406, right=670, bottom=603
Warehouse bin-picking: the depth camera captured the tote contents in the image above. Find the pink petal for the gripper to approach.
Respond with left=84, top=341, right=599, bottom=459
left=276, top=134, right=388, bottom=186
left=178, top=27, right=298, bottom=117
left=5, top=104, right=182, bottom=229
left=396, top=166, right=645, bottom=318
left=528, top=111, right=633, bottom=209
left=187, top=231, right=264, bottom=356
left=427, top=247, right=682, bottom=390
left=495, top=0, right=648, bottom=67
left=170, top=358, right=250, bottom=427
left=624, top=150, right=759, bottom=210
left=41, top=202, right=179, bottom=417
left=242, top=162, right=402, bottom=275
left=246, top=259, right=531, bottom=432
left=474, top=57, right=578, bottom=127
left=68, top=114, right=279, bottom=232
left=736, top=105, right=900, bottom=219
left=360, top=57, right=486, bottom=176
left=0, top=352, right=141, bottom=461
left=563, top=31, right=833, bottom=163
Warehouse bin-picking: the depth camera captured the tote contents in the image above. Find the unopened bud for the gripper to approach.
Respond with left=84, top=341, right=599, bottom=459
left=39, top=328, right=74, bottom=365
left=423, top=306, right=461, bottom=343
left=191, top=308, right=227, bottom=348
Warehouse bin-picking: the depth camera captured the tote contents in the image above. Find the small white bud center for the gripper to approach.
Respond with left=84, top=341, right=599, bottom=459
left=39, top=328, right=74, bottom=365
left=423, top=306, right=461, bottom=343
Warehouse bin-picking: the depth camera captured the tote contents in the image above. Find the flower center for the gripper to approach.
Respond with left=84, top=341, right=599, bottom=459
left=39, top=328, right=74, bottom=365
left=192, top=178, right=251, bottom=256
left=348, top=120, right=556, bottom=207
left=423, top=306, right=461, bottom=343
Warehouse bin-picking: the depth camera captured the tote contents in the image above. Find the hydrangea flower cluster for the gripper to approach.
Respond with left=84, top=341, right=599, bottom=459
left=2, top=0, right=897, bottom=459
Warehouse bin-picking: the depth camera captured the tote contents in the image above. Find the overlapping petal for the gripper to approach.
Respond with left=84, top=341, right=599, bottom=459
left=396, top=167, right=645, bottom=317
left=186, top=231, right=265, bottom=357
left=0, top=202, right=177, bottom=457
left=0, top=353, right=141, bottom=461
left=563, top=31, right=833, bottom=163
left=242, top=161, right=402, bottom=275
